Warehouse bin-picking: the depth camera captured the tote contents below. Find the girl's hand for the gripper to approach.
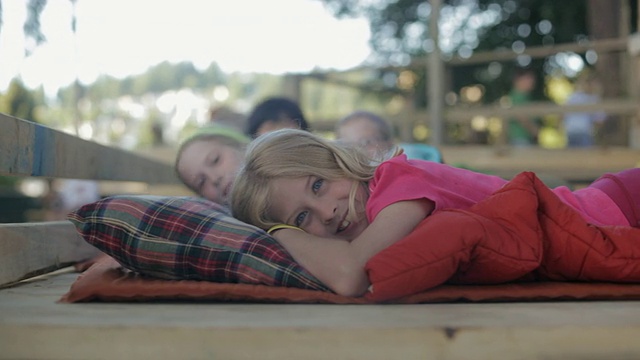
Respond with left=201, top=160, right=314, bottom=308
left=272, top=229, right=366, bottom=296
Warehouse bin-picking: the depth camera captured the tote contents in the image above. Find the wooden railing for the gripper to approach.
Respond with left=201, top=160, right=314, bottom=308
left=0, top=113, right=180, bottom=287
left=292, top=36, right=640, bottom=148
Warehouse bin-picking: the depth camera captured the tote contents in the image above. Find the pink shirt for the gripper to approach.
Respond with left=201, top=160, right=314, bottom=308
left=366, top=155, right=628, bottom=227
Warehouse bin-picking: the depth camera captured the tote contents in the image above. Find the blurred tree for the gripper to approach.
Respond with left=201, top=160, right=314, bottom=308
left=0, top=78, right=43, bottom=192
left=2, top=78, right=40, bottom=123
left=315, top=0, right=634, bottom=105
left=0, top=0, right=48, bottom=56
left=200, top=62, right=226, bottom=88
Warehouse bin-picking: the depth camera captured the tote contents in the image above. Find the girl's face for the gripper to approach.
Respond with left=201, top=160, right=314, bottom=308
left=177, top=139, right=244, bottom=204
left=268, top=176, right=369, bottom=241
left=336, top=117, right=392, bottom=159
left=255, top=119, right=300, bottom=137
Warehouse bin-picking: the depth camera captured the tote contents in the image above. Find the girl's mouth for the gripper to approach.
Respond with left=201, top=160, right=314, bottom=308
left=337, top=219, right=351, bottom=233
left=222, top=182, right=232, bottom=198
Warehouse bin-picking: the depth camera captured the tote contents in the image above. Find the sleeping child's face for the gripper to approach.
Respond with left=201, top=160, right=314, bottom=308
left=267, top=176, right=369, bottom=241
left=177, top=139, right=244, bottom=204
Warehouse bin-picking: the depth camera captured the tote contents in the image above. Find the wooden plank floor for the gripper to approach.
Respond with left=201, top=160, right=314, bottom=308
left=3, top=272, right=640, bottom=359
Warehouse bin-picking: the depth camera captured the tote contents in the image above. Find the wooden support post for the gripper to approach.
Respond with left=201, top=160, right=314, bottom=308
left=629, top=0, right=640, bottom=149
left=428, top=0, right=444, bottom=147
left=628, top=33, right=640, bottom=149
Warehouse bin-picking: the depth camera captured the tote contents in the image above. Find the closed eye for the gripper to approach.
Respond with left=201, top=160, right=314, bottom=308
left=208, top=155, right=220, bottom=166
left=195, top=175, right=205, bottom=191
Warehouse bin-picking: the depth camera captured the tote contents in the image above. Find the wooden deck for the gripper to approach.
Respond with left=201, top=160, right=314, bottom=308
left=3, top=114, right=640, bottom=359
left=3, top=272, right=640, bottom=359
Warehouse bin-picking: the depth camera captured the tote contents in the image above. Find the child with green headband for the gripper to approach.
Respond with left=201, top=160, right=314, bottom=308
left=175, top=125, right=250, bottom=205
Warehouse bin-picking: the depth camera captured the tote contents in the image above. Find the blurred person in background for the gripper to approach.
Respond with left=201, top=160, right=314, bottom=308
left=563, top=71, right=606, bottom=148
left=505, top=68, right=542, bottom=147
left=245, top=97, right=310, bottom=139
left=335, top=110, right=442, bottom=163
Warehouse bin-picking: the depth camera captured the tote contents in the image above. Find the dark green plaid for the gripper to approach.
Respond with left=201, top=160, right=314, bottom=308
left=68, top=195, right=328, bottom=290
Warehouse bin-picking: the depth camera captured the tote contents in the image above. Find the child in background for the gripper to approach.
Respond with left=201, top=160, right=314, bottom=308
left=506, top=68, right=542, bottom=147
left=245, top=97, right=310, bottom=139
left=563, top=71, right=606, bottom=147
left=230, top=129, right=640, bottom=296
left=175, top=125, right=250, bottom=205
left=335, top=110, right=442, bottom=163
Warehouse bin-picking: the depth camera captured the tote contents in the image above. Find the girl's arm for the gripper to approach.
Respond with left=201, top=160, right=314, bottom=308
left=273, top=198, right=434, bottom=296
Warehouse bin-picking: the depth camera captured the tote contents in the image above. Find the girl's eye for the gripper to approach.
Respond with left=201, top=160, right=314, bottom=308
left=209, top=156, right=220, bottom=166
left=312, top=178, right=323, bottom=193
left=294, top=211, right=308, bottom=227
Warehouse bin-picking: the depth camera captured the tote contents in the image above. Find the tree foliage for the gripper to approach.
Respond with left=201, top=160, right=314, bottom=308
left=314, top=0, right=637, bottom=147
left=315, top=0, right=634, bottom=105
left=317, top=0, right=600, bottom=60
left=55, top=61, right=226, bottom=103
left=1, top=79, right=40, bottom=122
left=0, top=0, right=48, bottom=55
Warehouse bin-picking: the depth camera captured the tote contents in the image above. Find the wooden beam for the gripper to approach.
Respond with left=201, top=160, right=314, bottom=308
left=299, top=38, right=629, bottom=77
left=0, top=221, right=99, bottom=287
left=391, top=38, right=628, bottom=70
left=409, top=99, right=639, bottom=124
left=446, top=37, right=628, bottom=66
left=310, top=99, right=639, bottom=131
left=438, top=145, right=640, bottom=184
left=0, top=113, right=180, bottom=184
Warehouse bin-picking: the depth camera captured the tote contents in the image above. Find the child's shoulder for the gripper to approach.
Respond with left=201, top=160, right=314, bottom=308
left=378, top=153, right=443, bottom=174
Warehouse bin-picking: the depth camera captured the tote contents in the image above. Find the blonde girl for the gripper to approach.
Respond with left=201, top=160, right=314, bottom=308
left=230, top=129, right=639, bottom=296
left=175, top=125, right=250, bottom=205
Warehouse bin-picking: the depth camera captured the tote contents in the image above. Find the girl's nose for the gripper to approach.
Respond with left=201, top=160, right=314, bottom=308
left=206, top=169, right=222, bottom=188
left=318, top=201, right=337, bottom=224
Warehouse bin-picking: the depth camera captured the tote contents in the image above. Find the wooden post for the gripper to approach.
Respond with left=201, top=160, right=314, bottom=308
left=631, top=0, right=640, bottom=149
left=621, top=0, right=640, bottom=149
left=396, top=93, right=417, bottom=143
left=428, top=0, right=444, bottom=147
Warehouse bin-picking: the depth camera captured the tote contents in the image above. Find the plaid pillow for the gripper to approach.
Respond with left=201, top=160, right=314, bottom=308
left=68, top=195, right=328, bottom=291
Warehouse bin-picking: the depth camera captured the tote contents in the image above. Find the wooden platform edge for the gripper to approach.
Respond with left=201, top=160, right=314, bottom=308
left=0, top=221, right=99, bottom=286
left=2, top=324, right=640, bottom=360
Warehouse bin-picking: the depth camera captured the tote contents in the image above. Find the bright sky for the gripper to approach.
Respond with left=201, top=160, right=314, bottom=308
left=0, top=0, right=372, bottom=94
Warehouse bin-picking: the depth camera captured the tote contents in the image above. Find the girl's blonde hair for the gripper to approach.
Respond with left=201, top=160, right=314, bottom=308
left=230, top=129, right=378, bottom=230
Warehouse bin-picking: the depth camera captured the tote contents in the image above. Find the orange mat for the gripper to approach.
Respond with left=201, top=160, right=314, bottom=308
left=60, top=255, right=640, bottom=304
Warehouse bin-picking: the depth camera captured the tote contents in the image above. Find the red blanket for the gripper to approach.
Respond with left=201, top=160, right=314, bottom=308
left=365, top=172, right=640, bottom=301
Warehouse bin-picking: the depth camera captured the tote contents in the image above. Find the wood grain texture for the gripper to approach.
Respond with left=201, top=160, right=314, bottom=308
left=439, top=145, right=640, bottom=184
left=3, top=273, right=640, bottom=359
left=0, top=113, right=179, bottom=184
left=0, top=221, right=99, bottom=286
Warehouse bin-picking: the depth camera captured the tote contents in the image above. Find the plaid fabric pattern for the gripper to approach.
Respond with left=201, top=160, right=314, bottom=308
left=68, top=195, right=328, bottom=291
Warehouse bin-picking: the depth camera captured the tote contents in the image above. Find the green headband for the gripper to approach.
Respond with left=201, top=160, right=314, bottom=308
left=180, top=125, right=250, bottom=147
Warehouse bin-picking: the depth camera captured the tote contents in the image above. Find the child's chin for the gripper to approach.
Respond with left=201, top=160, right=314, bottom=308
left=344, top=225, right=366, bottom=242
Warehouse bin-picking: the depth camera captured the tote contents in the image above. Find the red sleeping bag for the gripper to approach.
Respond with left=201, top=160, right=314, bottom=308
left=365, top=171, right=640, bottom=301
